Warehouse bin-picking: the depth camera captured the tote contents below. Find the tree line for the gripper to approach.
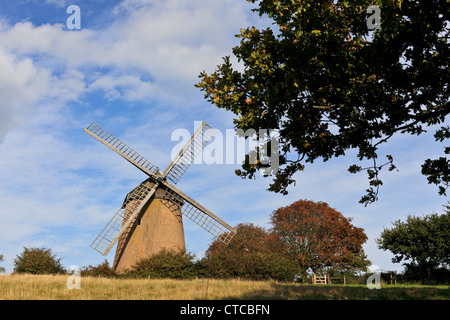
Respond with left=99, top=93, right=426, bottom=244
left=2, top=200, right=449, bottom=284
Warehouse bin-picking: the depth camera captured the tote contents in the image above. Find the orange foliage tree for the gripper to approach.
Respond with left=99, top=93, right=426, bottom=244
left=270, top=200, right=370, bottom=276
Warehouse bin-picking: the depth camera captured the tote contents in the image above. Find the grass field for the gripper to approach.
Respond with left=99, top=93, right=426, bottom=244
left=0, top=275, right=449, bottom=300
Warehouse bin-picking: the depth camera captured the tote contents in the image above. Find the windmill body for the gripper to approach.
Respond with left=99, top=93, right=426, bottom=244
left=84, top=122, right=236, bottom=272
left=113, top=180, right=186, bottom=272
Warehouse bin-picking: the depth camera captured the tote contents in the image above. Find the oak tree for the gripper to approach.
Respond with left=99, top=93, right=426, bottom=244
left=196, top=0, right=450, bottom=205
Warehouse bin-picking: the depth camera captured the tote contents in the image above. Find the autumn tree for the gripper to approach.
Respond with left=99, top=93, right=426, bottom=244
left=202, top=223, right=299, bottom=281
left=196, top=0, right=450, bottom=205
left=377, top=206, right=450, bottom=282
left=270, top=200, right=370, bottom=277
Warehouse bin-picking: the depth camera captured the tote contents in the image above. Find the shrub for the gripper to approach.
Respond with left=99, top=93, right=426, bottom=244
left=200, top=251, right=299, bottom=281
left=81, top=260, right=117, bottom=278
left=125, top=249, right=198, bottom=279
left=402, top=264, right=450, bottom=285
left=13, top=246, right=65, bottom=275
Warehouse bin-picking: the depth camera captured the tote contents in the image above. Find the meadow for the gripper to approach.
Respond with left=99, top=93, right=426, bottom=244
left=0, top=274, right=448, bottom=300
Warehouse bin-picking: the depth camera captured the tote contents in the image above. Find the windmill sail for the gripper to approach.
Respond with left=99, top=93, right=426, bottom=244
left=86, top=121, right=237, bottom=260
left=161, top=182, right=237, bottom=245
left=90, top=182, right=157, bottom=256
left=84, top=122, right=161, bottom=179
left=164, top=122, right=214, bottom=184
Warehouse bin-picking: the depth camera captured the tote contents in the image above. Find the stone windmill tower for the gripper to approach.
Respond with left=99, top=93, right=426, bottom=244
left=84, top=122, right=236, bottom=272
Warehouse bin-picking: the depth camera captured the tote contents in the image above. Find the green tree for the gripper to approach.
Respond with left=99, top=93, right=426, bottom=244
left=376, top=206, right=450, bottom=281
left=196, top=0, right=450, bottom=205
left=13, top=247, right=65, bottom=275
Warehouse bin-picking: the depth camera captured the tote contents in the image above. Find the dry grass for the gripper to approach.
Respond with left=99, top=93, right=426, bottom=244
left=0, top=274, right=448, bottom=300
left=0, top=275, right=271, bottom=300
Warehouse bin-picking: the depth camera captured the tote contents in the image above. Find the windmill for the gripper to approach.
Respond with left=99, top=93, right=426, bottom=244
left=84, top=122, right=237, bottom=272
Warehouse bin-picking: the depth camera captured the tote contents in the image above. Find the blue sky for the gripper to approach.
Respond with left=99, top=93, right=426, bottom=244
left=0, top=0, right=447, bottom=274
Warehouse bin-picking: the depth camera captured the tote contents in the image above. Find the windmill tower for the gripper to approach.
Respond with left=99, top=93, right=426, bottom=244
left=84, top=122, right=237, bottom=272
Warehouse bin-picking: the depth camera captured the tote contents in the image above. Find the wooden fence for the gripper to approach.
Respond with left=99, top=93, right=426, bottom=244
left=312, top=274, right=346, bottom=285
left=312, top=274, right=328, bottom=284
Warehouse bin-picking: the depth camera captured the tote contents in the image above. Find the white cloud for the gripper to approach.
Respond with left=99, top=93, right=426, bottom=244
left=0, top=20, right=87, bottom=141
left=87, top=74, right=164, bottom=102
left=0, top=0, right=256, bottom=135
left=108, top=0, right=249, bottom=75
left=0, top=47, right=47, bottom=142
left=0, top=0, right=249, bottom=74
